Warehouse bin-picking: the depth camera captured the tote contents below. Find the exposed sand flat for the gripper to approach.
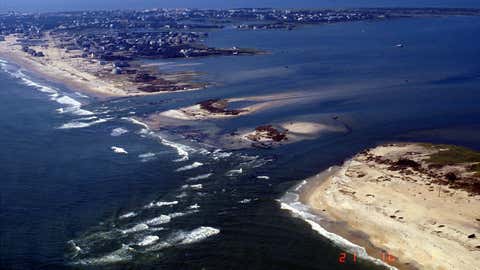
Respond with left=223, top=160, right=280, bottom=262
left=304, top=143, right=480, bottom=270
left=0, top=34, right=203, bottom=98
left=224, top=121, right=346, bottom=149
left=155, top=92, right=327, bottom=121
left=159, top=103, right=249, bottom=121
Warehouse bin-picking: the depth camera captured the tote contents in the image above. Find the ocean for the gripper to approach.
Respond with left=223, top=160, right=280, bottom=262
left=1, top=16, right=480, bottom=270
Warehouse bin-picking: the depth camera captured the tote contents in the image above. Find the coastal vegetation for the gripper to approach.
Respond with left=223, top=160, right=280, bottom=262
left=424, top=143, right=480, bottom=176
left=302, top=143, right=480, bottom=270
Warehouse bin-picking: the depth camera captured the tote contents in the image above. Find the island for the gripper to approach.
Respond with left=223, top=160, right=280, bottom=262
left=301, top=143, right=480, bottom=269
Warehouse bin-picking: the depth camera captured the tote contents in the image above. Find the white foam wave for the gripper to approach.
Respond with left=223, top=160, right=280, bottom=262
left=144, top=200, right=178, bottom=209
left=111, top=146, right=128, bottom=154
left=122, top=117, right=149, bottom=129
left=74, top=244, right=134, bottom=265
left=278, top=176, right=398, bottom=270
left=126, top=118, right=194, bottom=162
left=182, top=184, right=203, bottom=190
left=137, top=235, right=160, bottom=246
left=187, top=173, right=212, bottom=181
left=119, top=212, right=137, bottom=219
left=294, top=180, right=308, bottom=191
left=212, top=149, right=232, bottom=160
left=145, top=215, right=171, bottom=226
left=111, top=127, right=128, bottom=137
left=138, top=152, right=156, bottom=162
left=21, top=75, right=58, bottom=95
left=1, top=66, right=96, bottom=117
left=239, top=199, right=252, bottom=204
left=161, top=138, right=191, bottom=162
left=179, top=226, right=220, bottom=245
left=67, top=240, right=82, bottom=256
left=144, top=210, right=198, bottom=228
left=121, top=223, right=149, bottom=234
left=58, top=118, right=112, bottom=129
left=226, top=168, right=243, bottom=176
left=176, top=162, right=204, bottom=172
left=257, top=175, right=270, bottom=180
left=146, top=226, right=220, bottom=251
left=55, top=95, right=94, bottom=116
left=188, top=204, right=200, bottom=209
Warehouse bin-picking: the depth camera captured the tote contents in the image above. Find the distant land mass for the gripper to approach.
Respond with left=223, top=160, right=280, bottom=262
left=2, top=0, right=480, bottom=12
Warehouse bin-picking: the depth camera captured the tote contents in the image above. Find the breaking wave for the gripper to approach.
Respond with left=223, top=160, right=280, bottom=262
left=138, top=152, right=157, bottom=162
left=111, top=146, right=128, bottom=154
left=146, top=226, right=220, bottom=251
left=182, top=184, right=203, bottom=190
left=211, top=149, right=232, bottom=160
left=145, top=215, right=171, bottom=226
left=124, top=117, right=196, bottom=162
left=238, top=199, right=252, bottom=204
left=176, top=162, right=204, bottom=172
left=144, top=200, right=178, bottom=209
left=161, top=138, right=192, bottom=162
left=119, top=211, right=137, bottom=219
left=278, top=173, right=398, bottom=270
left=111, top=127, right=128, bottom=137
left=137, top=235, right=160, bottom=246
left=0, top=62, right=104, bottom=127
left=55, top=95, right=94, bottom=116
left=74, top=244, right=134, bottom=265
left=226, top=168, right=243, bottom=176
left=187, top=173, right=213, bottom=181
left=122, top=117, right=149, bottom=129
left=178, top=226, right=220, bottom=245
left=121, top=223, right=150, bottom=234
left=58, top=118, right=112, bottom=129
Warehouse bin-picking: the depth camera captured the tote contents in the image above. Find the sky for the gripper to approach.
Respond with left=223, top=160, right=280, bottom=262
left=0, top=0, right=479, bottom=12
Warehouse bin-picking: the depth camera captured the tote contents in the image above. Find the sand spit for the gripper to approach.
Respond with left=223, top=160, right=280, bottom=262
left=303, top=143, right=480, bottom=270
left=155, top=91, right=327, bottom=121
left=0, top=34, right=204, bottom=98
left=141, top=91, right=346, bottom=149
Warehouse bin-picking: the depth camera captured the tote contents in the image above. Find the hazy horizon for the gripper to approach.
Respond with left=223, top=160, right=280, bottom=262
left=1, top=0, right=480, bottom=12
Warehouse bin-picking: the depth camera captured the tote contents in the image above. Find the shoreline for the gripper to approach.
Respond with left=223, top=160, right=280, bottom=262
left=0, top=35, right=206, bottom=99
left=279, top=169, right=401, bottom=270
left=287, top=143, right=480, bottom=270
left=0, top=36, right=123, bottom=98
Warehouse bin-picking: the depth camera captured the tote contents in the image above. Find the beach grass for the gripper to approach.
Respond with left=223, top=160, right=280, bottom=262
left=423, top=144, right=480, bottom=175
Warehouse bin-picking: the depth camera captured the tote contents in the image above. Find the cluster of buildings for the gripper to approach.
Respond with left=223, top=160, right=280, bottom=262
left=21, top=45, right=44, bottom=57
left=1, top=8, right=479, bottom=63
left=56, top=30, right=209, bottom=61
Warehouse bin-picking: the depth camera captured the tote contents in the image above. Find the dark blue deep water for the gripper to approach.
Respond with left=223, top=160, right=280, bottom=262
left=1, top=16, right=480, bottom=270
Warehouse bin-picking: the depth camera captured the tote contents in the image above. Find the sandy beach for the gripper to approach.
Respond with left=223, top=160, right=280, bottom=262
left=222, top=121, right=347, bottom=149
left=0, top=34, right=204, bottom=98
left=155, top=92, right=328, bottom=121
left=302, top=143, right=480, bottom=270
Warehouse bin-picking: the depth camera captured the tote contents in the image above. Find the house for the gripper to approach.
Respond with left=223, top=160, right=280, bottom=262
left=113, top=61, right=130, bottom=68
